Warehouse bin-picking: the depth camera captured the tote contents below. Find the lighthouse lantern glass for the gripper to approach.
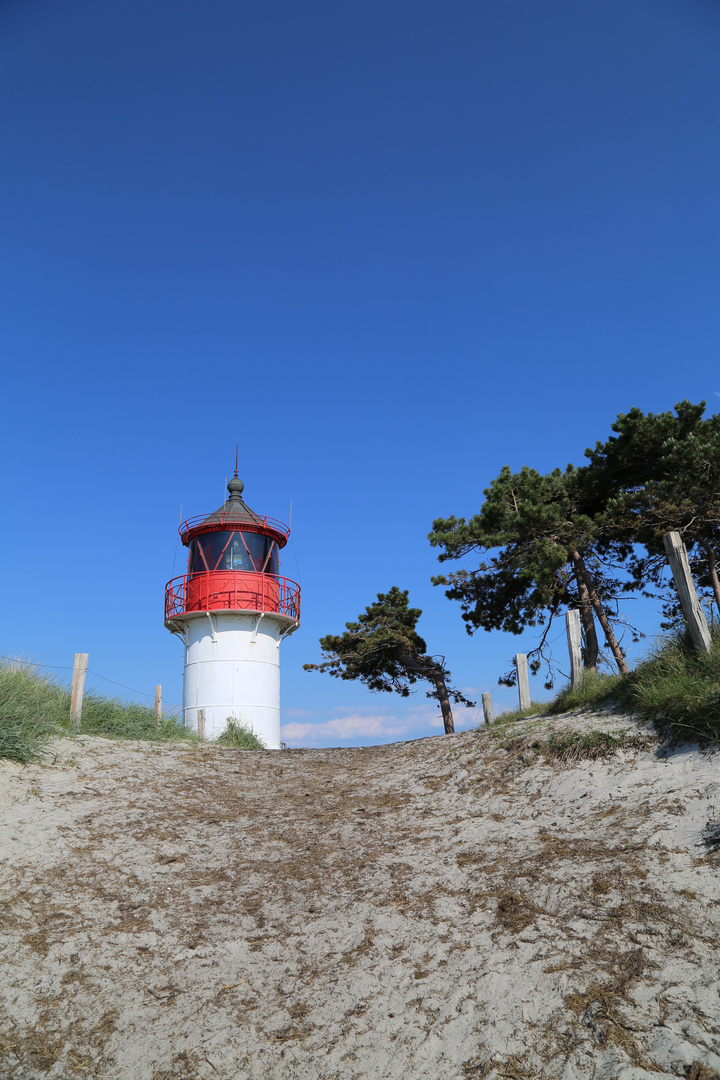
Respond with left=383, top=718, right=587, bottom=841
left=188, top=531, right=279, bottom=576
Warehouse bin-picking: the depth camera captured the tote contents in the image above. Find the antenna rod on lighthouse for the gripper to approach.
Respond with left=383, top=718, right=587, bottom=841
left=234, top=438, right=239, bottom=478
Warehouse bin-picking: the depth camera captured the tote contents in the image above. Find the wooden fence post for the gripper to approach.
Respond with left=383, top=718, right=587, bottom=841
left=197, top=708, right=205, bottom=740
left=154, top=685, right=162, bottom=727
left=71, top=653, right=89, bottom=733
left=566, top=610, right=582, bottom=691
left=515, top=653, right=531, bottom=711
left=663, top=531, right=712, bottom=653
left=482, top=692, right=494, bottom=725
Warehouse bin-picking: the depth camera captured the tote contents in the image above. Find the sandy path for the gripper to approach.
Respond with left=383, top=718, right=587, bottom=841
left=1, top=713, right=720, bottom=1079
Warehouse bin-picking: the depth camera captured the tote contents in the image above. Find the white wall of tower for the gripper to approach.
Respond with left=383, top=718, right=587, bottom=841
left=180, top=611, right=289, bottom=749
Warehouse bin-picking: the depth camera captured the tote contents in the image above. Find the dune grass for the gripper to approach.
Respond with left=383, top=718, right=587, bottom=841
left=619, top=629, right=720, bottom=741
left=0, top=662, right=68, bottom=762
left=0, top=660, right=193, bottom=764
left=485, top=671, right=621, bottom=728
left=488, top=629, right=720, bottom=744
left=486, top=701, right=552, bottom=727
left=216, top=717, right=266, bottom=750
left=78, top=691, right=191, bottom=743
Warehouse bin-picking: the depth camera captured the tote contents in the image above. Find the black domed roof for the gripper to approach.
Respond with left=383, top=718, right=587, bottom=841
left=199, top=476, right=266, bottom=529
left=179, top=476, right=290, bottom=547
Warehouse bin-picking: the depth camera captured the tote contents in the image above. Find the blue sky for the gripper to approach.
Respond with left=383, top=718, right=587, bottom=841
left=1, top=0, right=719, bottom=746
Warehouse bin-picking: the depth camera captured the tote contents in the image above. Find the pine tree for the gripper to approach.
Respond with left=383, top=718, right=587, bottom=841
left=585, top=400, right=720, bottom=619
left=303, top=587, right=473, bottom=735
left=428, top=464, right=632, bottom=682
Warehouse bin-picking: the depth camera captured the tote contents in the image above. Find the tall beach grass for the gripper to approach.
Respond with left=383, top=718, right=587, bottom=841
left=618, top=629, right=720, bottom=741
left=0, top=660, right=192, bottom=764
left=488, top=629, right=720, bottom=744
left=216, top=717, right=267, bottom=750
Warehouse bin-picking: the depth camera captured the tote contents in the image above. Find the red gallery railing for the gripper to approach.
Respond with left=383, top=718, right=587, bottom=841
left=164, top=572, right=301, bottom=622
left=179, top=513, right=290, bottom=543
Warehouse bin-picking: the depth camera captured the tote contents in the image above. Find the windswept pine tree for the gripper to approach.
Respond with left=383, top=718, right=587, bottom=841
left=428, top=464, right=632, bottom=683
left=585, top=400, right=720, bottom=621
left=429, top=400, right=720, bottom=686
left=303, top=587, right=473, bottom=734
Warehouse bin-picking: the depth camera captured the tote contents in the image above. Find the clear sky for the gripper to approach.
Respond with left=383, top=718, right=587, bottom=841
left=2, top=0, right=719, bottom=746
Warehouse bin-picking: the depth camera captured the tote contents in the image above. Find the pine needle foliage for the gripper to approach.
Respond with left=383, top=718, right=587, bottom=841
left=304, top=586, right=473, bottom=734
left=429, top=465, right=585, bottom=636
left=585, top=399, right=720, bottom=624
left=428, top=464, right=633, bottom=683
left=430, top=400, right=720, bottom=686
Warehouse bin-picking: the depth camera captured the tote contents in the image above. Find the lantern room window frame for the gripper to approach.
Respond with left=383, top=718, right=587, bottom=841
left=187, top=528, right=280, bottom=577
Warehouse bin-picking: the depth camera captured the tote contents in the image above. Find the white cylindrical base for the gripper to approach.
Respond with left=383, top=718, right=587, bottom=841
left=180, top=611, right=292, bottom=749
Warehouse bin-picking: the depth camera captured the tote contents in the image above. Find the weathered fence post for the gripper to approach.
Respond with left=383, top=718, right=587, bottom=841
left=515, top=653, right=531, bottom=711
left=566, top=609, right=582, bottom=691
left=154, top=685, right=162, bottom=727
left=663, top=531, right=712, bottom=653
left=71, top=653, right=89, bottom=733
left=197, top=708, right=205, bottom=740
left=482, top=692, right=494, bottom=725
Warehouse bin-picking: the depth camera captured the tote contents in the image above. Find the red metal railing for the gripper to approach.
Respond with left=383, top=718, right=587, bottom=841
left=179, top=513, right=290, bottom=544
left=164, top=571, right=301, bottom=623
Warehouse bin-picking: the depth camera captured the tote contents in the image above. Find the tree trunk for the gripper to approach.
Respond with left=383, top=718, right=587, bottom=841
left=432, top=670, right=455, bottom=734
left=573, top=571, right=599, bottom=672
left=697, top=538, right=720, bottom=617
left=399, top=653, right=457, bottom=735
left=570, top=550, right=629, bottom=676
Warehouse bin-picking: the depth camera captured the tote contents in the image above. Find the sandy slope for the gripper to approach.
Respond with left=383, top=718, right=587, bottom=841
left=1, top=711, right=720, bottom=1080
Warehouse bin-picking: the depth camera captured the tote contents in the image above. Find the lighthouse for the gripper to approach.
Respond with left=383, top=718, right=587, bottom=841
left=164, top=474, right=300, bottom=749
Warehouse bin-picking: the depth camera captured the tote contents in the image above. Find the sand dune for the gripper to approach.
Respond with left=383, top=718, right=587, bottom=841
left=1, top=711, right=719, bottom=1079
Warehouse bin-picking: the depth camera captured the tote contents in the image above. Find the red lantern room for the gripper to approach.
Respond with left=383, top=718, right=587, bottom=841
left=164, top=475, right=301, bottom=629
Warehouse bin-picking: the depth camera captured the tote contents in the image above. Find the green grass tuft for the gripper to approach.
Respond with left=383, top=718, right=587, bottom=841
left=0, top=659, right=194, bottom=763
left=486, top=702, right=551, bottom=727
left=547, top=729, right=623, bottom=758
left=77, top=691, right=191, bottom=743
left=215, top=718, right=266, bottom=750
left=0, top=662, right=68, bottom=762
left=545, top=671, right=621, bottom=715
left=486, top=630, right=720, bottom=745
left=486, top=673, right=622, bottom=729
left=616, top=629, right=720, bottom=742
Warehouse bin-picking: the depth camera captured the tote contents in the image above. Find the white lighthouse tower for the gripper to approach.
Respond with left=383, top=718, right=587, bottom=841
left=164, top=473, right=300, bottom=749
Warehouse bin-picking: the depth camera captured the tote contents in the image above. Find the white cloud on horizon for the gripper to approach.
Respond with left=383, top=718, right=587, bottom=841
left=279, top=697, right=482, bottom=747
left=281, top=713, right=411, bottom=745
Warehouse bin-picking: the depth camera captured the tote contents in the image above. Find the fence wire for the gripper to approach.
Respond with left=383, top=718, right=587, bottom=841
left=0, top=655, right=181, bottom=711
